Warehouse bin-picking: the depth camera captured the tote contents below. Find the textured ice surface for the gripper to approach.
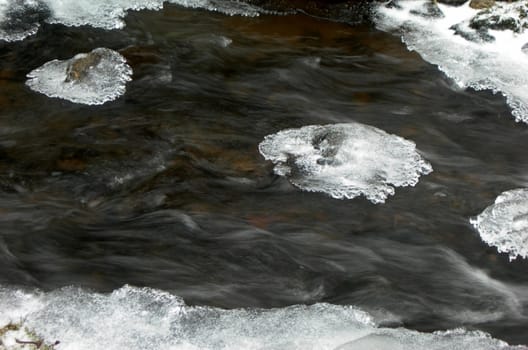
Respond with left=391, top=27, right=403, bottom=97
left=259, top=123, right=432, bottom=204
left=0, top=0, right=48, bottom=41
left=26, top=48, right=132, bottom=105
left=471, top=188, right=528, bottom=261
left=375, top=1, right=528, bottom=123
left=0, top=0, right=261, bottom=41
left=0, top=285, right=521, bottom=350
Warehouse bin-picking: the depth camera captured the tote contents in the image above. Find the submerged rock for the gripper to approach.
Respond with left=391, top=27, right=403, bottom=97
left=471, top=188, right=528, bottom=261
left=231, top=0, right=375, bottom=23
left=26, top=48, right=132, bottom=105
left=258, top=123, right=432, bottom=204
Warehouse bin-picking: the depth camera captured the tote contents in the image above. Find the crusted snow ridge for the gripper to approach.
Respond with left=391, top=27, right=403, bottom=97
left=0, top=0, right=262, bottom=42
left=25, top=47, right=132, bottom=105
left=471, top=188, right=528, bottom=261
left=0, top=0, right=48, bottom=42
left=259, top=123, right=432, bottom=204
left=0, top=284, right=521, bottom=350
left=375, top=0, right=528, bottom=123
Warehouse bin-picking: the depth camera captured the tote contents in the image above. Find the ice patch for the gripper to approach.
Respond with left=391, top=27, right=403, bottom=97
left=0, top=0, right=261, bottom=41
left=0, top=0, right=48, bottom=42
left=0, top=285, right=520, bottom=350
left=25, top=47, right=132, bottom=105
left=471, top=188, right=528, bottom=261
left=258, top=123, right=432, bottom=204
left=375, top=0, right=528, bottom=123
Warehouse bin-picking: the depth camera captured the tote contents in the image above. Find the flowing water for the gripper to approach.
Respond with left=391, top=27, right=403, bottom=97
left=1, top=1, right=528, bottom=349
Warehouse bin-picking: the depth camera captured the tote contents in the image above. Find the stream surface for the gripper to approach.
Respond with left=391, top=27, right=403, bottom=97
left=1, top=2, right=528, bottom=348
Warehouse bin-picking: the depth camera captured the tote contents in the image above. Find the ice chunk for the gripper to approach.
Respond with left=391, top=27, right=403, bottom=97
left=45, top=0, right=165, bottom=30
left=375, top=0, right=528, bottom=123
left=258, top=123, right=432, bottom=204
left=0, top=285, right=518, bottom=350
left=25, top=47, right=132, bottom=105
left=168, top=0, right=261, bottom=17
left=470, top=188, right=528, bottom=261
left=0, top=0, right=49, bottom=42
left=0, top=0, right=262, bottom=42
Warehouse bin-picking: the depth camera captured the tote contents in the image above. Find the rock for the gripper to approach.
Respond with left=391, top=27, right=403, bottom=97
left=410, top=1, right=444, bottom=18
left=65, top=51, right=104, bottom=83
left=437, top=0, right=468, bottom=6
left=450, top=22, right=495, bottom=42
left=241, top=0, right=375, bottom=24
left=469, top=1, right=528, bottom=33
left=469, top=0, right=495, bottom=10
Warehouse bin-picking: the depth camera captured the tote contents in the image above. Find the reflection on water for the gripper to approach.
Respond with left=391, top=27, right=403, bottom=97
left=1, top=3, right=528, bottom=346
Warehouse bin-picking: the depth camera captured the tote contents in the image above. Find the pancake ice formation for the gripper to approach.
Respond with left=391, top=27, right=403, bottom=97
left=25, top=47, right=132, bottom=105
left=259, top=123, right=432, bottom=204
left=471, top=188, right=528, bottom=261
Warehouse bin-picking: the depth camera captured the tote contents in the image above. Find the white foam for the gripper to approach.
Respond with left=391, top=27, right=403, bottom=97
left=471, top=188, right=528, bottom=261
left=258, top=123, right=432, bottom=204
left=375, top=0, right=528, bottom=123
left=25, top=47, right=132, bottom=105
left=0, top=0, right=261, bottom=41
left=0, top=285, right=518, bottom=350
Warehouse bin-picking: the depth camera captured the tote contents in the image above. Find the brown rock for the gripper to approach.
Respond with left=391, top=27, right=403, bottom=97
left=469, top=0, right=495, bottom=9
left=65, top=51, right=103, bottom=83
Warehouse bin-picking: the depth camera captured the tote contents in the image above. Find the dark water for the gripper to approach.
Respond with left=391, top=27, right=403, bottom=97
left=1, top=4, right=528, bottom=345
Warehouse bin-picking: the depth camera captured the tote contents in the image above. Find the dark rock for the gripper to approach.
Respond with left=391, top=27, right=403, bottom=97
left=437, top=0, right=468, bottom=6
left=450, top=22, right=495, bottom=42
left=241, top=0, right=375, bottom=24
left=470, top=12, right=521, bottom=32
left=410, top=2, right=444, bottom=18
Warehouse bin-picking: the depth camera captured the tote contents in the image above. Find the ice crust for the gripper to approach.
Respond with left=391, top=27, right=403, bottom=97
left=0, top=0, right=261, bottom=41
left=25, top=48, right=132, bottom=105
left=471, top=188, right=528, bottom=261
left=375, top=0, right=528, bottom=123
left=258, top=123, right=432, bottom=204
left=0, top=0, right=46, bottom=42
left=0, top=284, right=519, bottom=350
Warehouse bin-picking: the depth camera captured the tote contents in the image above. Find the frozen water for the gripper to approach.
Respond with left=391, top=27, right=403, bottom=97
left=0, top=285, right=520, bottom=350
left=471, top=188, right=528, bottom=261
left=45, top=0, right=165, bottom=30
left=375, top=0, right=528, bottom=123
left=0, top=0, right=48, bottom=42
left=25, top=47, right=132, bottom=105
left=258, top=123, right=432, bottom=204
left=0, top=0, right=261, bottom=41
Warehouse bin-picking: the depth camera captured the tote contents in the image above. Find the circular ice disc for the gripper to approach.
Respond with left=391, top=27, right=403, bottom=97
left=26, top=47, right=132, bottom=105
left=259, top=123, right=432, bottom=204
left=471, top=188, right=528, bottom=260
